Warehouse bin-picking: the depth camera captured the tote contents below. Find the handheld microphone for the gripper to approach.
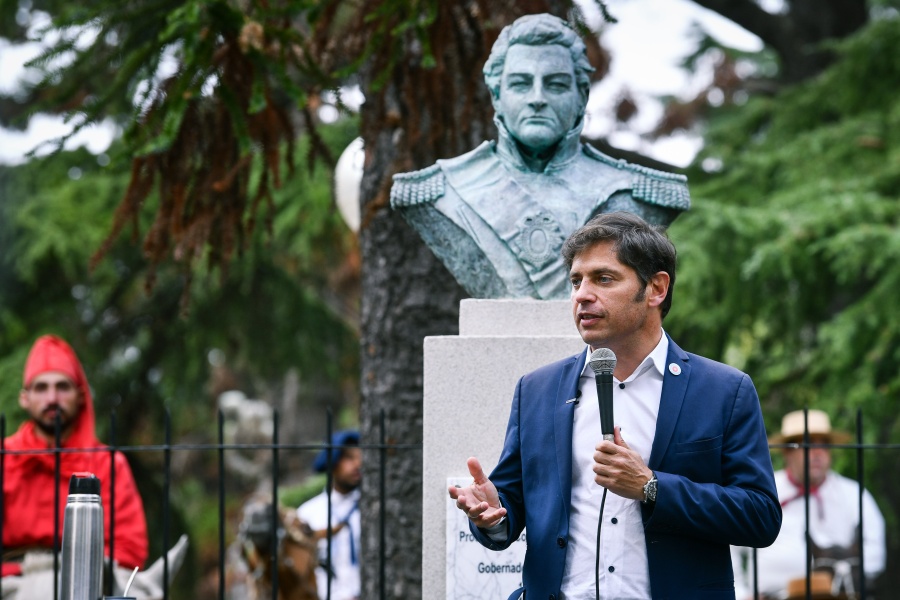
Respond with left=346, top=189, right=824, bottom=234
left=589, top=348, right=617, bottom=442
left=589, top=347, right=617, bottom=600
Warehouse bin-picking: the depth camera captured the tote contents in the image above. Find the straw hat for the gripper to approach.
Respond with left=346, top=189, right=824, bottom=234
left=769, top=409, right=851, bottom=445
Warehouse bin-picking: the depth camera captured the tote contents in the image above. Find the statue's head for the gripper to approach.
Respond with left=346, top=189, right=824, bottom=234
left=483, top=14, right=594, bottom=153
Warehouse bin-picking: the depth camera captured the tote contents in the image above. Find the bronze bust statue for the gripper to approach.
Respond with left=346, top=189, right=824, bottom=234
left=390, top=14, right=690, bottom=299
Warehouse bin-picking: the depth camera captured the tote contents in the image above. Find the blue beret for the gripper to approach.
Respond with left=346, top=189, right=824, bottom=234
left=312, top=429, right=360, bottom=473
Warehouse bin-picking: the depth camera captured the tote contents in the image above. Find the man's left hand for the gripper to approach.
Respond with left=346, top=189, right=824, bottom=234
left=592, top=426, right=654, bottom=500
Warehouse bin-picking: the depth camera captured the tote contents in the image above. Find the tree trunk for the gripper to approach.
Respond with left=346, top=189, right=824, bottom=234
left=356, top=2, right=568, bottom=597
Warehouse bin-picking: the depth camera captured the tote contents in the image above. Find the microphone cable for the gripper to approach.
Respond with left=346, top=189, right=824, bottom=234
left=594, top=486, right=609, bottom=600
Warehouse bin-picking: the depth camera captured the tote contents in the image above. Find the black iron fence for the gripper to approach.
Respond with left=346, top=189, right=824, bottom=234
left=0, top=406, right=894, bottom=600
left=743, top=408, right=891, bottom=600
left=0, top=408, right=414, bottom=600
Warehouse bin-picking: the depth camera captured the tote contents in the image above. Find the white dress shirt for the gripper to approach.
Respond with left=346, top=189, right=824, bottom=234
left=559, top=333, right=668, bottom=600
left=731, top=469, right=886, bottom=599
left=297, top=487, right=361, bottom=600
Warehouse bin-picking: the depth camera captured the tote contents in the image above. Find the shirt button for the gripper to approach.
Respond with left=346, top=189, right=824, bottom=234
left=549, top=595, right=556, bottom=600
left=557, top=536, right=566, bottom=548
left=611, top=517, right=618, bottom=524
left=608, top=566, right=615, bottom=573
left=619, top=383, right=626, bottom=389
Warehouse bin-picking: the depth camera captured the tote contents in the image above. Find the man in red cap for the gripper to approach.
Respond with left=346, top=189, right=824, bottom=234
left=2, top=335, right=148, bottom=582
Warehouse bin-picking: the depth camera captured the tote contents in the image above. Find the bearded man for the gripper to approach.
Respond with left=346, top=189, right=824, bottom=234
left=2, top=335, right=148, bottom=586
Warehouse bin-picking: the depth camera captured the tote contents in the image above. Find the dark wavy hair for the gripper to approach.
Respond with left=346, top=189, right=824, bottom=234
left=562, top=212, right=677, bottom=319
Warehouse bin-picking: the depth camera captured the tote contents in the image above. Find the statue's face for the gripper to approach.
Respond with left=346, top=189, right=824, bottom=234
left=495, top=44, right=583, bottom=153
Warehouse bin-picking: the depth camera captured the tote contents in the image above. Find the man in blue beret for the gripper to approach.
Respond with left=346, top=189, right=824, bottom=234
left=297, top=430, right=362, bottom=600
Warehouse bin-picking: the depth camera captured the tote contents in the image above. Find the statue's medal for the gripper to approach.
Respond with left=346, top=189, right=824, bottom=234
left=509, top=211, right=566, bottom=271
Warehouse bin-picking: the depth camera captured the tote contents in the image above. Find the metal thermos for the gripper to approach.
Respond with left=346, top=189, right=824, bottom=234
left=60, top=472, right=105, bottom=600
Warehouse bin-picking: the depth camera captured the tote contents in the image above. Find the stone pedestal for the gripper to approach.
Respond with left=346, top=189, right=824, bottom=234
left=422, top=299, right=584, bottom=599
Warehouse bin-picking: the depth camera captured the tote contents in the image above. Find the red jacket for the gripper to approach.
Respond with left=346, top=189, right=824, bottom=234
left=2, top=336, right=148, bottom=577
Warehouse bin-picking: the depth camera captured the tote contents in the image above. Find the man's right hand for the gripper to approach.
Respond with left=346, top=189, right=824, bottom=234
left=447, top=457, right=507, bottom=529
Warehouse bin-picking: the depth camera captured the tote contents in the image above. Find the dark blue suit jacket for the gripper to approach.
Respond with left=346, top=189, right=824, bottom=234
left=471, top=335, right=781, bottom=600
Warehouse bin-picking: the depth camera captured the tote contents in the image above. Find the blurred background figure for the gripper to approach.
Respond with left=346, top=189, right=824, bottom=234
left=732, top=409, right=886, bottom=600
left=2, top=335, right=148, bottom=597
left=297, top=429, right=361, bottom=600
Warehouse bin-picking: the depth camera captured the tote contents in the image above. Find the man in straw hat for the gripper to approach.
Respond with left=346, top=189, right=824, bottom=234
left=1, top=335, right=148, bottom=593
left=731, top=409, right=885, bottom=599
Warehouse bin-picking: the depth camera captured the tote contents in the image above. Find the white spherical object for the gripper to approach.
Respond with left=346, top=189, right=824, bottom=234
left=334, top=137, right=365, bottom=232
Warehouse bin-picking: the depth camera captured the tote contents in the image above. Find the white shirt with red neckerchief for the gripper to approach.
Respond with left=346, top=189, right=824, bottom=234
left=731, top=468, right=885, bottom=599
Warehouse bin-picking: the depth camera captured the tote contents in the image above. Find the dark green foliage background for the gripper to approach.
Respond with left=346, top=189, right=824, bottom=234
left=0, top=119, right=361, bottom=594
left=666, top=21, right=900, bottom=566
left=2, top=0, right=900, bottom=595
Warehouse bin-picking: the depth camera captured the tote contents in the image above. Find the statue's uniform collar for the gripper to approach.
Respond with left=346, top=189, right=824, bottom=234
left=494, top=116, right=584, bottom=173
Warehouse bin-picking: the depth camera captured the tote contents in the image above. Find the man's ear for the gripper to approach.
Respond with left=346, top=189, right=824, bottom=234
left=646, top=272, right=670, bottom=309
left=18, top=388, right=28, bottom=410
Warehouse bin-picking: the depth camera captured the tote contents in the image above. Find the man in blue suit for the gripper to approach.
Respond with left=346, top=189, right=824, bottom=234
left=449, top=212, right=781, bottom=599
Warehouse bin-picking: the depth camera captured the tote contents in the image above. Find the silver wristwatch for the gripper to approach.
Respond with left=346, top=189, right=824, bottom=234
left=642, top=473, right=658, bottom=505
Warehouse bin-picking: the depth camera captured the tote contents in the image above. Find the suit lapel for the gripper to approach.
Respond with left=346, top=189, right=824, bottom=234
left=554, top=348, right=586, bottom=515
left=648, top=335, right=691, bottom=470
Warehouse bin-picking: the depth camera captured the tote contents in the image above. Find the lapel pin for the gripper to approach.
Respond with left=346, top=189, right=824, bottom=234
left=668, top=363, right=682, bottom=376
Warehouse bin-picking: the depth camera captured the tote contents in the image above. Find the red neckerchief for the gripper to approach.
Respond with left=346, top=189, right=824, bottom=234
left=781, top=469, right=825, bottom=520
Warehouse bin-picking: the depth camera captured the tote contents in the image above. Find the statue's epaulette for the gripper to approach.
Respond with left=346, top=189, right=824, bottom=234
left=390, top=164, right=445, bottom=208
left=630, top=163, right=691, bottom=211
left=583, top=145, right=691, bottom=211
